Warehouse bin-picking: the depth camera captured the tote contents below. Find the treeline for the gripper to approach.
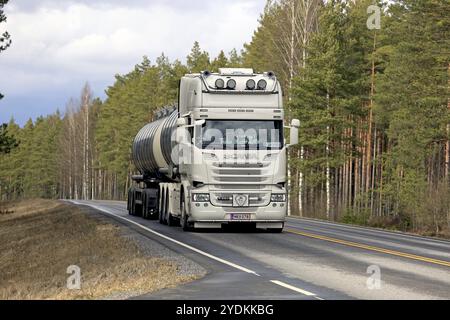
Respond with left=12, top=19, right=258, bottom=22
left=292, top=0, right=450, bottom=235
left=0, top=0, right=449, bottom=236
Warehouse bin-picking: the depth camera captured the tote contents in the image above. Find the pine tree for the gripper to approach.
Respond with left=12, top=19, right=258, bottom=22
left=0, top=0, right=11, bottom=100
left=0, top=0, right=11, bottom=54
left=0, top=123, right=17, bottom=154
left=211, top=50, right=229, bottom=72
left=375, top=0, right=450, bottom=232
left=228, top=49, right=243, bottom=68
left=186, top=41, right=211, bottom=73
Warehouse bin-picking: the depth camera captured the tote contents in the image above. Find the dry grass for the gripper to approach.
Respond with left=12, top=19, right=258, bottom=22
left=0, top=199, right=197, bottom=300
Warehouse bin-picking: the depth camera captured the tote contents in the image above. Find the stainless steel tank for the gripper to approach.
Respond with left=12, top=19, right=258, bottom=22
left=132, top=110, right=178, bottom=176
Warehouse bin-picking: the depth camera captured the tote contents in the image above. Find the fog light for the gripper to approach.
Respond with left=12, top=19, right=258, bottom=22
left=272, top=203, right=277, bottom=207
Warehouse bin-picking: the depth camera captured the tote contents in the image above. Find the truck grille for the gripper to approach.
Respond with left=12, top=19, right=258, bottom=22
left=210, top=162, right=272, bottom=184
left=213, top=185, right=264, bottom=190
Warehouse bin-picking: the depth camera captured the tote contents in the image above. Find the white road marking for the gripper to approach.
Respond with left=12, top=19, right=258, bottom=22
left=270, top=280, right=317, bottom=297
left=69, top=201, right=260, bottom=277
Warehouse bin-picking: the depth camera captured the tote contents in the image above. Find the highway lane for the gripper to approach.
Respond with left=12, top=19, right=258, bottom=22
left=69, top=200, right=450, bottom=300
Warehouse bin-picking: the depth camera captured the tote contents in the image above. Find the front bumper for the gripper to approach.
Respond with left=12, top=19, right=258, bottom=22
left=189, top=201, right=286, bottom=223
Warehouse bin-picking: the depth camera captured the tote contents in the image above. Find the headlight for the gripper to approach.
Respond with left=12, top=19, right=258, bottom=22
left=271, top=194, right=286, bottom=202
left=192, top=193, right=210, bottom=202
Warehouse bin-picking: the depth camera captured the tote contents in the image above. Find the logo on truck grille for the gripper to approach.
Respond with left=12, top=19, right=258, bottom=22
left=233, top=194, right=249, bottom=207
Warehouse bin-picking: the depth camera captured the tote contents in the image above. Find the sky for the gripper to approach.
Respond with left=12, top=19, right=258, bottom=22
left=0, top=0, right=265, bottom=125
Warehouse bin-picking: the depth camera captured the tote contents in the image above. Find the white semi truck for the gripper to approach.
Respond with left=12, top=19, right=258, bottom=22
left=127, top=68, right=299, bottom=232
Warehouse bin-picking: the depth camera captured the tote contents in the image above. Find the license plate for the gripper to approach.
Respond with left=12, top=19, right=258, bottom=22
left=230, top=213, right=251, bottom=220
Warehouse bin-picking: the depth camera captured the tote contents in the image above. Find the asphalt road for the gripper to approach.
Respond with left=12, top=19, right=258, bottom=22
left=70, top=200, right=450, bottom=300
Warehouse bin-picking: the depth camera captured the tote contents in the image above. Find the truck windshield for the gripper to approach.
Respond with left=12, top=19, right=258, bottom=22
left=198, top=120, right=283, bottom=150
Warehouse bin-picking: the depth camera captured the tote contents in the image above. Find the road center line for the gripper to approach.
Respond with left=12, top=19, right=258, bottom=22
left=70, top=201, right=260, bottom=276
left=286, top=228, right=450, bottom=268
left=270, top=280, right=317, bottom=297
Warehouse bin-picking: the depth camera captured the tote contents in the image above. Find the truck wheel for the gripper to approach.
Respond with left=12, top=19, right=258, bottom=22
left=167, top=212, right=176, bottom=226
left=127, top=190, right=131, bottom=214
left=166, top=191, right=176, bottom=227
left=130, top=192, right=135, bottom=216
left=180, top=195, right=192, bottom=231
left=159, top=191, right=166, bottom=225
left=142, top=193, right=148, bottom=219
left=164, top=190, right=170, bottom=225
left=127, top=191, right=132, bottom=215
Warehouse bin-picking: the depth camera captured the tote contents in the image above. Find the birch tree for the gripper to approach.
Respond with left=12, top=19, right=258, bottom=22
left=81, top=83, right=92, bottom=200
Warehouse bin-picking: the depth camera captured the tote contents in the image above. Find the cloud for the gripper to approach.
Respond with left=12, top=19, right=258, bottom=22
left=0, top=0, right=264, bottom=124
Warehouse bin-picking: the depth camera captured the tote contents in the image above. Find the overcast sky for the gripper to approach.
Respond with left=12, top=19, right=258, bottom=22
left=0, top=0, right=265, bottom=125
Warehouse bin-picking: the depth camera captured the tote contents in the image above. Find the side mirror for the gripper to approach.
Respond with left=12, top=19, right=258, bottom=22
left=195, top=119, right=206, bottom=127
left=289, top=119, right=299, bottom=146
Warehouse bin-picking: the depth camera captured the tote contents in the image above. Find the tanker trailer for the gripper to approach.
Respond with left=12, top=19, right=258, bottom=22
left=127, top=107, right=179, bottom=222
left=127, top=68, right=300, bottom=232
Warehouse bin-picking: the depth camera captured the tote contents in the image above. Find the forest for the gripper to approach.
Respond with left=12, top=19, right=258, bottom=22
left=0, top=0, right=449, bottom=236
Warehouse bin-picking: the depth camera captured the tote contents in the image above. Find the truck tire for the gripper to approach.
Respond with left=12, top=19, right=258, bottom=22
left=167, top=212, right=176, bottom=226
left=159, top=191, right=167, bottom=225
left=180, top=193, right=192, bottom=231
left=166, top=190, right=177, bottom=226
left=127, top=190, right=132, bottom=215
left=129, top=192, right=135, bottom=216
